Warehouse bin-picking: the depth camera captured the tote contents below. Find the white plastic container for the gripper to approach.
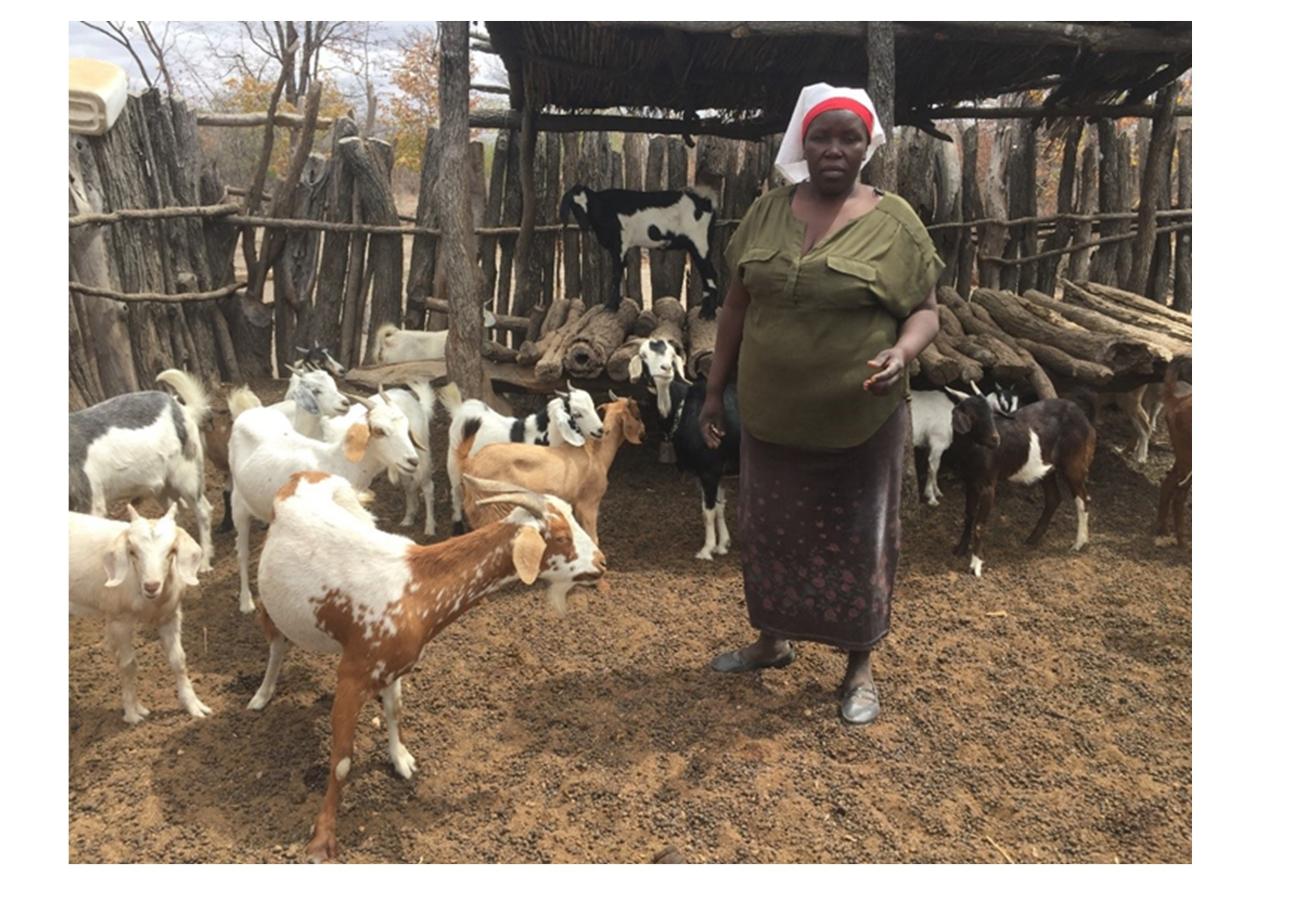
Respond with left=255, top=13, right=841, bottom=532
left=69, top=58, right=128, bottom=136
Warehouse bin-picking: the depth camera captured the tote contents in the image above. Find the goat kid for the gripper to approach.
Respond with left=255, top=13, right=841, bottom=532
left=270, top=366, right=350, bottom=439
left=228, top=389, right=421, bottom=614
left=372, top=310, right=497, bottom=364
left=69, top=504, right=210, bottom=723
left=70, top=374, right=214, bottom=571
left=439, top=381, right=605, bottom=534
left=249, top=471, right=605, bottom=862
left=947, top=390, right=1097, bottom=577
left=910, top=381, right=1021, bottom=507
left=377, top=381, right=441, bottom=535
left=290, top=341, right=345, bottom=378
left=560, top=184, right=720, bottom=318
left=461, top=395, right=645, bottom=547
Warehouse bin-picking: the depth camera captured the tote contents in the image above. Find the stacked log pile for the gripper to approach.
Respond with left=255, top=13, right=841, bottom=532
left=494, top=281, right=1187, bottom=397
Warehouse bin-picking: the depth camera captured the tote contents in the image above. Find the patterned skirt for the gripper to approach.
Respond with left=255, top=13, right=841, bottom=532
left=738, top=403, right=906, bottom=651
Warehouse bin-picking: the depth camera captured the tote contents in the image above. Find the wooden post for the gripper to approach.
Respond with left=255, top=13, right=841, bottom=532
left=496, top=130, right=524, bottom=322
left=438, top=21, right=485, bottom=399
left=957, top=124, right=980, bottom=300
left=1068, top=134, right=1099, bottom=283
left=481, top=131, right=509, bottom=312
left=281, top=153, right=329, bottom=362
left=623, top=132, right=648, bottom=305
left=690, top=136, right=731, bottom=308
left=1127, top=85, right=1178, bottom=296
left=1114, top=131, right=1135, bottom=287
left=979, top=122, right=1013, bottom=290
left=1006, top=116, right=1037, bottom=293
left=561, top=133, right=583, bottom=299
left=1090, top=120, right=1123, bottom=286
left=1172, top=128, right=1192, bottom=314
left=863, top=22, right=897, bottom=192
left=339, top=136, right=404, bottom=346
left=407, top=126, right=442, bottom=331
left=510, top=104, right=540, bottom=348
left=1039, top=120, right=1083, bottom=294
left=312, top=118, right=359, bottom=360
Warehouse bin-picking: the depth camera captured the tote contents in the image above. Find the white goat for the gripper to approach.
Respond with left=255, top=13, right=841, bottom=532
left=69, top=504, right=210, bottom=723
left=248, top=470, right=605, bottom=862
left=372, top=311, right=497, bottom=364
left=377, top=381, right=440, bottom=535
left=269, top=366, right=350, bottom=439
left=228, top=389, right=422, bottom=614
left=437, top=381, right=606, bottom=533
left=70, top=373, right=214, bottom=571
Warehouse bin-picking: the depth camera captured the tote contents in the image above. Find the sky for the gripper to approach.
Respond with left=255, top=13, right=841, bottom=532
left=68, top=21, right=509, bottom=111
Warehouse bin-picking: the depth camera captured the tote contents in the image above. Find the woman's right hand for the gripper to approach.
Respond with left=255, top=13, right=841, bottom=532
left=699, top=394, right=726, bottom=449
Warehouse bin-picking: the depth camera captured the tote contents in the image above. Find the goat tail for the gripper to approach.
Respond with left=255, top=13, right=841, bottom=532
left=690, top=185, right=720, bottom=209
left=435, top=381, right=463, bottom=416
left=372, top=323, right=401, bottom=361
left=227, top=386, right=262, bottom=422
left=156, top=368, right=212, bottom=427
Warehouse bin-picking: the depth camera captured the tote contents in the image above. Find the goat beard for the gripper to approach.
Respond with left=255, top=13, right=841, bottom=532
left=547, top=581, right=574, bottom=615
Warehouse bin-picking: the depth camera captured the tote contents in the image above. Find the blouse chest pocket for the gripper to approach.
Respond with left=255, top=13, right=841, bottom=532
left=737, top=247, right=785, bottom=300
left=820, top=256, right=880, bottom=310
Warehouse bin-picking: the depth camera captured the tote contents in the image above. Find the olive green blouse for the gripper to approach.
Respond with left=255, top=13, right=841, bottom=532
left=725, top=184, right=944, bottom=449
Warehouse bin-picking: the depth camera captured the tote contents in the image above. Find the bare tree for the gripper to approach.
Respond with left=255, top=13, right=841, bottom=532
left=79, top=21, right=155, bottom=89
left=136, top=21, right=176, bottom=96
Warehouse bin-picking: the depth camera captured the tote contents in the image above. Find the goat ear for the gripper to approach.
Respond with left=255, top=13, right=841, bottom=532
left=511, top=526, right=547, bottom=586
left=173, top=529, right=203, bottom=587
left=952, top=409, right=973, bottom=435
left=163, top=501, right=178, bottom=521
left=628, top=354, right=644, bottom=381
left=549, top=399, right=586, bottom=447
left=103, top=533, right=129, bottom=588
left=343, top=423, right=371, bottom=462
left=292, top=382, right=322, bottom=416
left=673, top=354, right=686, bottom=380
left=126, top=504, right=140, bottom=522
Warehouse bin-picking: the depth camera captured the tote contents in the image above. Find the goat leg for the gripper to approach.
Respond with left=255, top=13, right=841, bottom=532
left=605, top=250, right=626, bottom=310
left=692, top=249, right=720, bottom=320
left=381, top=678, right=417, bottom=779
left=306, top=669, right=370, bottom=864
left=953, top=479, right=977, bottom=556
left=106, top=620, right=149, bottom=724
left=968, top=485, right=996, bottom=577
left=216, top=484, right=234, bottom=534
left=159, top=609, right=211, bottom=718
left=1026, top=474, right=1061, bottom=546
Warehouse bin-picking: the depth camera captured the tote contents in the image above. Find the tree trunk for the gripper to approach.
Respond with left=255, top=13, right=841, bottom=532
left=283, top=153, right=329, bottom=360
left=438, top=21, right=485, bottom=400
left=338, top=137, right=402, bottom=347
left=1172, top=128, right=1192, bottom=314
left=945, top=289, right=1057, bottom=400
left=1114, top=131, right=1135, bottom=287
left=495, top=130, right=524, bottom=324
left=561, top=133, right=583, bottom=299
left=579, top=132, right=610, bottom=307
left=310, top=118, right=359, bottom=362
left=1039, top=120, right=1083, bottom=294
left=623, top=132, right=648, bottom=305
left=686, top=306, right=718, bottom=380
left=956, top=124, right=980, bottom=300
left=564, top=299, right=640, bottom=378
left=511, top=108, right=541, bottom=349
left=1068, top=134, right=1099, bottom=282
left=198, top=163, right=247, bottom=381
left=863, top=22, right=897, bottom=192
left=481, top=131, right=509, bottom=313
left=1005, top=116, right=1037, bottom=293
left=689, top=136, right=731, bottom=308
left=978, top=121, right=1013, bottom=289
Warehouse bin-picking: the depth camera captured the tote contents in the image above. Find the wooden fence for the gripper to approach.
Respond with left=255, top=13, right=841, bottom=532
left=68, top=90, right=1191, bottom=408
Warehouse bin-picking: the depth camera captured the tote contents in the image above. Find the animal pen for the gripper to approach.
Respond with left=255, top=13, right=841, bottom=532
left=69, top=21, right=1191, bottom=415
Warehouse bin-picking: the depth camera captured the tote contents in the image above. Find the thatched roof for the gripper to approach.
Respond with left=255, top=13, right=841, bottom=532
left=484, top=21, right=1191, bottom=130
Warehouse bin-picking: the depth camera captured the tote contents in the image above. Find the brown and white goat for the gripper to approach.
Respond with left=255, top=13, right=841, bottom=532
left=249, top=470, right=604, bottom=862
left=460, top=395, right=646, bottom=545
left=948, top=391, right=1097, bottom=577
left=1155, top=358, right=1192, bottom=547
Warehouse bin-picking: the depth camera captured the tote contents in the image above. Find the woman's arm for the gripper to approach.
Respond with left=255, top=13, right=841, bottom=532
left=863, top=286, right=940, bottom=394
left=699, top=279, right=751, bottom=447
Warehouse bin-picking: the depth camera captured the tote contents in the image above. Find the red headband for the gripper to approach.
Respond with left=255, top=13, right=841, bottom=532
left=801, top=97, right=875, bottom=141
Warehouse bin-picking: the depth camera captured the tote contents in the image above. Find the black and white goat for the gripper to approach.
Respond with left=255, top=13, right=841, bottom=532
left=69, top=381, right=214, bottom=572
left=910, top=381, right=1022, bottom=507
left=290, top=341, right=345, bottom=378
left=947, top=389, right=1096, bottom=577
left=559, top=185, right=720, bottom=318
left=436, top=381, right=606, bottom=534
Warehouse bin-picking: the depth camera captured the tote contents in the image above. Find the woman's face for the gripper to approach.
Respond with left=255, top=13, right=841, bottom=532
left=804, top=109, right=869, bottom=195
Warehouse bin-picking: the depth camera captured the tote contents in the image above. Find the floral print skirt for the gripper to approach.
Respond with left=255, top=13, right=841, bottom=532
left=738, top=403, right=906, bottom=651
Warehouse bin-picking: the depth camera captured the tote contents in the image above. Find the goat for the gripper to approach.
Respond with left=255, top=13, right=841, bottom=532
left=248, top=470, right=605, bottom=862
left=69, top=504, right=210, bottom=723
left=290, top=341, right=345, bottom=378
left=70, top=374, right=214, bottom=572
left=910, top=381, right=1021, bottom=507
left=438, top=381, right=606, bottom=534
left=372, top=310, right=497, bottom=365
left=461, top=395, right=645, bottom=546
left=629, top=336, right=688, bottom=422
left=228, top=388, right=422, bottom=614
left=269, top=366, right=351, bottom=439
left=947, top=389, right=1097, bottom=577
left=560, top=184, right=721, bottom=318
left=1155, top=358, right=1192, bottom=547
left=377, top=381, right=440, bottom=535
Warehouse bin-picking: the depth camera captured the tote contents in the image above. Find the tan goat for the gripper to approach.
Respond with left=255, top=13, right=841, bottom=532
left=461, top=395, right=645, bottom=544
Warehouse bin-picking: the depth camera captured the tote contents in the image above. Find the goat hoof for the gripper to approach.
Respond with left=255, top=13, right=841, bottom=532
left=305, top=834, right=337, bottom=864
left=695, top=549, right=715, bottom=561
left=451, top=521, right=466, bottom=536
left=391, top=746, right=418, bottom=780
left=714, top=544, right=729, bottom=556
left=1154, top=535, right=1176, bottom=548
left=123, top=704, right=150, bottom=724
left=926, top=497, right=939, bottom=507
left=186, top=699, right=213, bottom=718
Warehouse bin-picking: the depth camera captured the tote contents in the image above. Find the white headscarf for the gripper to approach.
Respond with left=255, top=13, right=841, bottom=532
left=773, top=82, right=888, bottom=184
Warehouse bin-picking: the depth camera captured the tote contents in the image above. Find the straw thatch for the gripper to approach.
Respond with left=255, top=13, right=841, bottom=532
left=484, top=21, right=1190, bottom=130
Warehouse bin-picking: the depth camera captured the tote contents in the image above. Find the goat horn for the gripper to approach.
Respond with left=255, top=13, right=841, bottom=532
left=461, top=474, right=523, bottom=494
left=474, top=492, right=548, bottom=520
left=968, top=379, right=982, bottom=396
left=608, top=390, right=618, bottom=402
left=942, top=386, right=969, bottom=401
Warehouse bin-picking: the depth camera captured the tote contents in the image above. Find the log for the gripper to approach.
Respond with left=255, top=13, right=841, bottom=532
left=933, top=336, right=983, bottom=384
left=482, top=339, right=521, bottom=363
left=632, top=310, right=658, bottom=338
left=564, top=299, right=640, bottom=378
left=1037, top=287, right=1189, bottom=353
left=1018, top=339, right=1114, bottom=387
left=607, top=336, right=647, bottom=382
left=1078, top=280, right=1192, bottom=328
left=972, top=288, right=1157, bottom=376
left=1018, top=295, right=1166, bottom=376
left=686, top=306, right=718, bottom=379
left=917, top=342, right=964, bottom=387
left=533, top=299, right=594, bottom=380
left=946, top=332, right=1032, bottom=383
left=345, top=359, right=448, bottom=390
left=950, top=293, right=1056, bottom=400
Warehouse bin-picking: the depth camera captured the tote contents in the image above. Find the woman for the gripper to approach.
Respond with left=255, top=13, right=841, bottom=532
left=701, top=83, right=942, bottom=725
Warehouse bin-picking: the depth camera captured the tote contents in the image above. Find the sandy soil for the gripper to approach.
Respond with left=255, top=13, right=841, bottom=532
left=68, top=381, right=1191, bottom=863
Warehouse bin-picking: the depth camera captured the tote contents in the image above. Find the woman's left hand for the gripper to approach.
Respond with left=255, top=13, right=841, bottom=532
left=864, top=347, right=907, bottom=394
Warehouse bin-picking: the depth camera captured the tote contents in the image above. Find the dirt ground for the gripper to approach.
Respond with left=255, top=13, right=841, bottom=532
left=68, top=380, right=1191, bottom=863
